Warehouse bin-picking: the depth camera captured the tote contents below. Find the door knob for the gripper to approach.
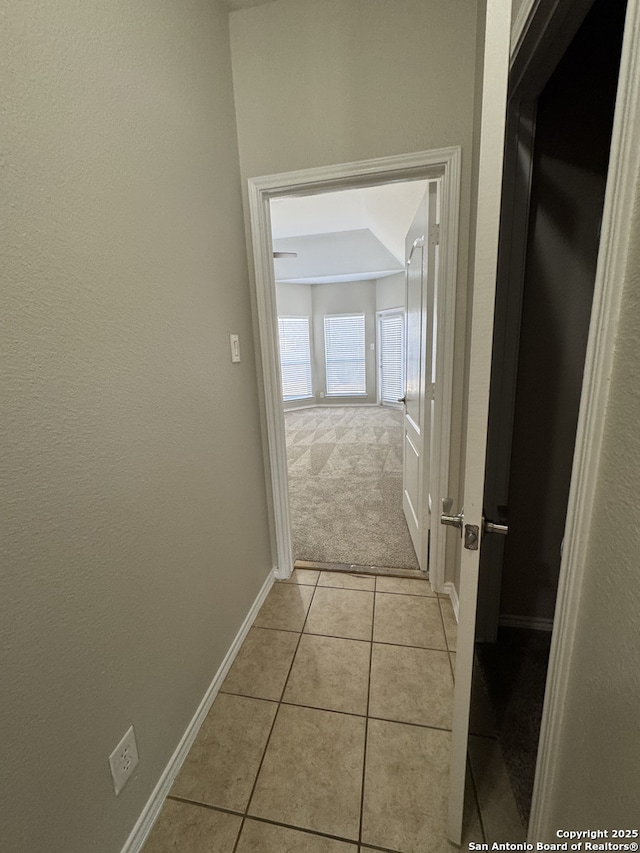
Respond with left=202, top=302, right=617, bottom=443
left=483, top=519, right=508, bottom=535
left=483, top=505, right=508, bottom=536
left=441, top=512, right=464, bottom=531
left=440, top=498, right=463, bottom=533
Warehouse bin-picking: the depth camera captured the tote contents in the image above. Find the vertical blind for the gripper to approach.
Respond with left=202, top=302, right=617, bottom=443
left=278, top=316, right=313, bottom=401
left=379, top=312, right=405, bottom=405
left=324, top=313, right=366, bottom=396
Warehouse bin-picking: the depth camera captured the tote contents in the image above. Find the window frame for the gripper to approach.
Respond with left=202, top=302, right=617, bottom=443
left=323, top=312, right=367, bottom=397
left=277, top=315, right=314, bottom=402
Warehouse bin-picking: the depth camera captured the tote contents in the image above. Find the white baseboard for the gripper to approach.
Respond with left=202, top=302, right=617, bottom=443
left=317, top=402, right=380, bottom=407
left=121, top=568, right=276, bottom=853
left=443, top=581, right=460, bottom=622
left=283, top=402, right=381, bottom=412
left=283, top=402, right=317, bottom=412
left=499, top=613, right=554, bottom=632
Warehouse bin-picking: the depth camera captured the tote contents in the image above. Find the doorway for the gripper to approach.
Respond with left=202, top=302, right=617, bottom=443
left=248, top=148, right=461, bottom=590
left=271, top=181, right=426, bottom=571
left=469, top=0, right=628, bottom=836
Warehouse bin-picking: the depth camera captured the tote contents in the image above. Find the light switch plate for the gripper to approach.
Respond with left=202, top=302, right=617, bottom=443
left=230, top=334, right=241, bottom=363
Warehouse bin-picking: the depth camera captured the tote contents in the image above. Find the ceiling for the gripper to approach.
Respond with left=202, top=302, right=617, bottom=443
left=273, top=229, right=402, bottom=285
left=270, top=180, right=428, bottom=285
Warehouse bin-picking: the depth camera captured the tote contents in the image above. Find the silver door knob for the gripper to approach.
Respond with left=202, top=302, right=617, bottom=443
left=440, top=498, right=463, bottom=532
left=441, top=512, right=464, bottom=530
left=483, top=505, right=508, bottom=536
left=483, top=519, right=508, bottom=535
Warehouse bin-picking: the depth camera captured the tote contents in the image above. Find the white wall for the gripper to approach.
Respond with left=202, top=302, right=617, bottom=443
left=0, top=2, right=271, bottom=851
left=311, top=281, right=378, bottom=404
left=229, top=0, right=479, bottom=582
left=376, top=273, right=406, bottom=313
left=276, top=281, right=313, bottom=316
left=276, top=280, right=377, bottom=406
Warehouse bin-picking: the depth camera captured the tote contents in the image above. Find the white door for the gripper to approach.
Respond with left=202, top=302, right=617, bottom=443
left=447, top=0, right=512, bottom=843
left=402, top=182, right=438, bottom=571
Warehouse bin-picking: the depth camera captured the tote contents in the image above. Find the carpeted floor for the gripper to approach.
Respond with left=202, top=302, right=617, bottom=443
left=284, top=406, right=419, bottom=569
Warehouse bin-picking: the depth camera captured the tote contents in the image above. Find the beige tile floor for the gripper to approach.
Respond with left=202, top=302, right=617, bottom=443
left=142, top=571, right=482, bottom=853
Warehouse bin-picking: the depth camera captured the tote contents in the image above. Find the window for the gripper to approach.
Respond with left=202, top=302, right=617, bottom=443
left=278, top=316, right=313, bottom=401
left=324, top=313, right=366, bottom=396
left=379, top=312, right=404, bottom=405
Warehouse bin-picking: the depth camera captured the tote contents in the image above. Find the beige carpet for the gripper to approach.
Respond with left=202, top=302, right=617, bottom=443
left=285, top=406, right=419, bottom=569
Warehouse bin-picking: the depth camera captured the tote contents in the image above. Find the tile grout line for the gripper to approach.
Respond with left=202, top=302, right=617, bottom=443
left=358, top=578, right=377, bottom=848
left=467, top=754, right=488, bottom=845
left=164, top=577, right=457, bottom=852
left=234, top=576, right=321, bottom=852
left=437, top=595, right=453, bottom=653
left=436, top=596, right=458, bottom=684
left=256, top=621, right=448, bottom=652
left=169, top=795, right=396, bottom=850
left=166, top=795, right=243, bottom=819
left=230, top=576, right=319, bottom=853
left=215, top=689, right=455, bottom=733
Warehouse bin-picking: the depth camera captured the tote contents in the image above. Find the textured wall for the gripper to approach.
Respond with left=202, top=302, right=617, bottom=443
left=229, top=0, right=479, bottom=584
left=0, top=2, right=271, bottom=851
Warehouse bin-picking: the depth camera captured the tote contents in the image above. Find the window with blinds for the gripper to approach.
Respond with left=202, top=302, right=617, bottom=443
left=379, top=312, right=405, bottom=405
left=324, top=313, right=366, bottom=396
left=277, top=316, right=313, bottom=401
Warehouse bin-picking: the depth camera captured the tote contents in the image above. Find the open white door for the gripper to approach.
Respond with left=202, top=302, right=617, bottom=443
left=402, top=182, right=438, bottom=571
left=447, top=0, right=512, bottom=843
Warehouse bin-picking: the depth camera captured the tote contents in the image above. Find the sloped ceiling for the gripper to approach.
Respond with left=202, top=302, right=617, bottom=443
left=270, top=180, right=428, bottom=284
left=273, top=229, right=402, bottom=284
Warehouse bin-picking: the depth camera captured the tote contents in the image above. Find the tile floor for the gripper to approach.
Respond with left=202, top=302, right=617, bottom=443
left=142, top=570, right=483, bottom=853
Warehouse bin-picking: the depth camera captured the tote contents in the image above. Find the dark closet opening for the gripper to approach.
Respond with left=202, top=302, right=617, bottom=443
left=470, top=0, right=627, bottom=833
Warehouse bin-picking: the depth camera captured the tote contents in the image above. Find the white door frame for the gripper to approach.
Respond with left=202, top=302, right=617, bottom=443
left=376, top=307, right=405, bottom=409
left=247, top=149, right=461, bottom=586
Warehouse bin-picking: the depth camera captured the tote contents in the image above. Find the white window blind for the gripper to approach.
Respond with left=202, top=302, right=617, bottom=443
left=278, top=316, right=313, bottom=401
left=380, top=312, right=405, bottom=405
left=324, top=313, right=366, bottom=396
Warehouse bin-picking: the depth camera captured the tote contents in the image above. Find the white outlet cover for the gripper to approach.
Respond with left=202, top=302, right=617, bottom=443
left=109, top=725, right=139, bottom=796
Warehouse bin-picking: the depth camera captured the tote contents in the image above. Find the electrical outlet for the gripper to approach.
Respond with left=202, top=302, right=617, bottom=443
left=109, top=725, right=139, bottom=796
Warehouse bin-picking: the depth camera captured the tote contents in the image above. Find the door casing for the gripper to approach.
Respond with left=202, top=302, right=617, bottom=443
left=247, top=148, right=461, bottom=591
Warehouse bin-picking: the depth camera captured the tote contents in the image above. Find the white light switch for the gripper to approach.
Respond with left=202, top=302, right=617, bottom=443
left=230, top=334, right=241, bottom=363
